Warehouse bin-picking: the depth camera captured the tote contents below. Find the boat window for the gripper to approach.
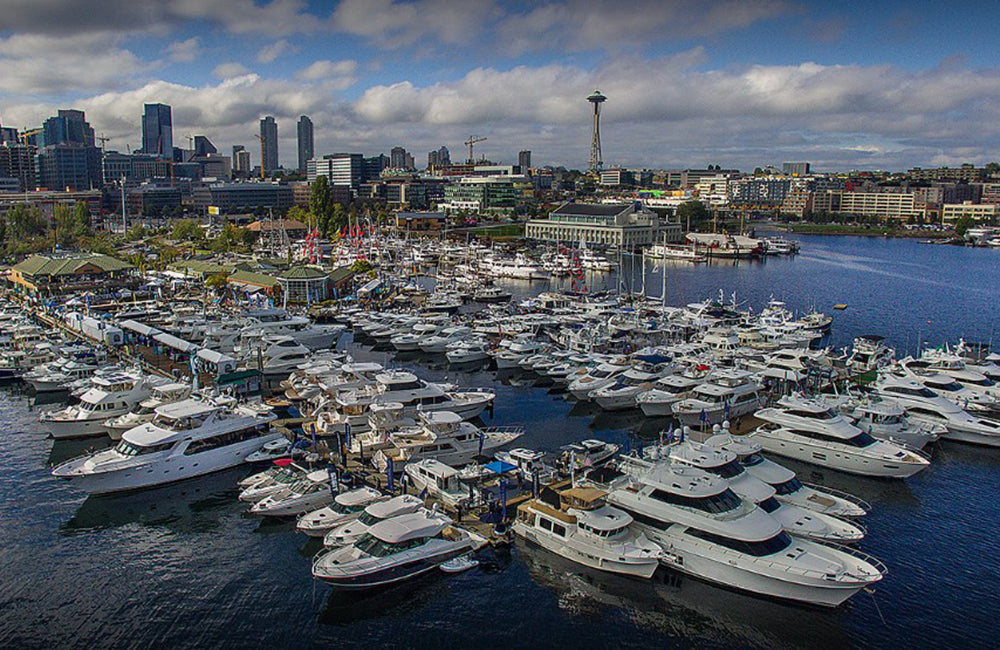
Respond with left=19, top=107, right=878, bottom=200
left=685, top=528, right=792, bottom=557
left=740, top=453, right=765, bottom=467
left=772, top=477, right=804, bottom=495
left=355, top=533, right=428, bottom=557
left=846, top=431, right=877, bottom=448
left=184, top=427, right=267, bottom=455
left=387, top=380, right=424, bottom=391
left=115, top=440, right=172, bottom=456
left=885, top=386, right=937, bottom=398
left=331, top=501, right=366, bottom=515
left=358, top=510, right=383, bottom=526
left=551, top=523, right=567, bottom=537
left=539, top=517, right=553, bottom=531
left=709, top=460, right=745, bottom=479
left=650, top=487, right=742, bottom=514
left=758, top=497, right=781, bottom=513
left=788, top=408, right=837, bottom=420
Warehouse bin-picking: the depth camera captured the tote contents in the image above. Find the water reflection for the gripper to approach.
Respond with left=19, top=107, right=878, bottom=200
left=47, top=436, right=113, bottom=467
left=317, top=572, right=450, bottom=627
left=62, top=467, right=245, bottom=534
left=516, top=540, right=853, bottom=649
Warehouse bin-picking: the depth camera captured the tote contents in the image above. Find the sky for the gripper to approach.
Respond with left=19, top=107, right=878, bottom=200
left=1, top=0, right=999, bottom=172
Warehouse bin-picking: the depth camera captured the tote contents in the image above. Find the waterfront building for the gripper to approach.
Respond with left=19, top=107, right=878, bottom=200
left=141, top=104, right=172, bottom=158
left=727, top=177, right=791, bottom=208
left=227, top=269, right=281, bottom=296
left=838, top=191, right=924, bottom=220
left=297, top=116, right=314, bottom=173
left=941, top=202, right=998, bottom=223
left=0, top=189, right=102, bottom=218
left=440, top=176, right=521, bottom=215
left=525, top=201, right=681, bottom=247
left=277, top=266, right=332, bottom=304
left=396, top=211, right=445, bottom=232
left=260, top=116, right=278, bottom=173
left=8, top=252, right=134, bottom=297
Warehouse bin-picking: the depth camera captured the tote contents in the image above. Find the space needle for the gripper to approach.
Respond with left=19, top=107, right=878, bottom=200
left=587, top=89, right=606, bottom=173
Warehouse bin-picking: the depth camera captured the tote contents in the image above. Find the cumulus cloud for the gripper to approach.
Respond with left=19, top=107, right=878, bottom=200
left=165, top=37, right=200, bottom=62
left=212, top=62, right=251, bottom=79
left=332, top=0, right=500, bottom=47
left=257, top=39, right=294, bottom=63
left=296, top=59, right=358, bottom=80
left=0, top=33, right=145, bottom=94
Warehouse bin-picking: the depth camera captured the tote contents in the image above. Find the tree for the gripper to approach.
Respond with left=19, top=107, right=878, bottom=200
left=309, top=176, right=334, bottom=234
left=171, top=219, right=204, bottom=242
left=986, top=162, right=1000, bottom=174
left=953, top=216, right=976, bottom=237
left=73, top=201, right=91, bottom=236
left=205, top=272, right=229, bottom=295
left=676, top=200, right=710, bottom=230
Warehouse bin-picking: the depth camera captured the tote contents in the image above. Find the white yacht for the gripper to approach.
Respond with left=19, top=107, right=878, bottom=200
left=296, top=487, right=388, bottom=537
left=312, top=511, right=485, bottom=589
left=419, top=326, right=473, bottom=354
left=323, top=494, right=425, bottom=547
left=25, top=359, right=98, bottom=393
left=51, top=398, right=281, bottom=494
left=245, top=336, right=312, bottom=376
left=373, top=411, right=523, bottom=471
left=636, top=374, right=701, bottom=417
left=873, top=375, right=1000, bottom=446
left=753, top=394, right=930, bottom=477
left=238, top=463, right=309, bottom=503
left=558, top=439, right=620, bottom=471
left=39, top=371, right=159, bottom=439
left=514, top=486, right=661, bottom=578
left=841, top=398, right=942, bottom=450
left=445, top=339, right=491, bottom=364
left=495, top=447, right=559, bottom=484
left=567, top=362, right=630, bottom=401
left=597, top=464, right=884, bottom=607
left=404, top=458, right=479, bottom=508
left=845, top=335, right=895, bottom=374
left=707, top=430, right=868, bottom=518
left=104, top=381, right=192, bottom=441
left=241, top=308, right=345, bottom=350
left=673, top=371, right=763, bottom=427
left=249, top=468, right=338, bottom=517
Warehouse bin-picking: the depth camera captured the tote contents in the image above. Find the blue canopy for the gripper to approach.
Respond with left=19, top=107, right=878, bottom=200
left=483, top=460, right=517, bottom=475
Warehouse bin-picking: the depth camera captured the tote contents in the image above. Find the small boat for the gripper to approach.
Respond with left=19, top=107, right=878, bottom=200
left=439, top=554, right=479, bottom=573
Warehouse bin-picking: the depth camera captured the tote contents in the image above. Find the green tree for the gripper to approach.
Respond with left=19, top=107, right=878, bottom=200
left=953, top=216, right=976, bottom=237
left=309, top=176, right=334, bottom=234
left=676, top=200, right=710, bottom=230
left=205, top=272, right=229, bottom=294
left=73, top=201, right=91, bottom=236
left=172, top=219, right=204, bottom=242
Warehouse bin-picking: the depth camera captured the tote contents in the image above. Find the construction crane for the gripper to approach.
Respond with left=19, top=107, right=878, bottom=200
left=464, top=135, right=486, bottom=164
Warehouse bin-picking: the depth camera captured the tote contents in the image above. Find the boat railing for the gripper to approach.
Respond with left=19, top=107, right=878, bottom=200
left=482, top=425, right=526, bottom=437
left=814, top=540, right=889, bottom=577
left=801, top=482, right=872, bottom=514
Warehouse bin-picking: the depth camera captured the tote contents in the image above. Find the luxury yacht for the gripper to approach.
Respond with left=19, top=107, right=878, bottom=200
left=24, top=358, right=99, bottom=393
left=52, top=398, right=281, bottom=494
left=445, top=339, right=492, bottom=364
left=514, top=486, right=661, bottom=578
left=845, top=335, right=895, bottom=374
left=238, top=463, right=310, bottom=503
left=753, top=394, right=930, bottom=477
left=404, top=458, right=482, bottom=508
left=323, top=494, right=425, bottom=547
left=596, top=464, right=884, bottom=607
left=245, top=336, right=312, bottom=376
left=296, top=487, right=388, bottom=537
left=312, top=511, right=485, bottom=589
left=104, top=381, right=192, bottom=441
left=419, top=326, right=473, bottom=353
left=372, top=411, right=523, bottom=471
left=706, top=430, right=868, bottom=518
left=567, top=362, right=630, bottom=401
left=39, top=371, right=160, bottom=439
left=248, top=468, right=338, bottom=517
left=673, top=370, right=763, bottom=427
left=840, top=398, right=942, bottom=450
left=872, top=375, right=1000, bottom=446
left=636, top=374, right=702, bottom=417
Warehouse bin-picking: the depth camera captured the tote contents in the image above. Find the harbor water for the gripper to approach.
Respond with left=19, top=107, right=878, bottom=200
left=2, top=234, right=999, bottom=648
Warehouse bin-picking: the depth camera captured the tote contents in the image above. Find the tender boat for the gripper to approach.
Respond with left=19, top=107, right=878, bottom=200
left=296, top=487, right=388, bottom=537
left=323, top=494, right=425, bottom=547
left=249, top=468, right=338, bottom=517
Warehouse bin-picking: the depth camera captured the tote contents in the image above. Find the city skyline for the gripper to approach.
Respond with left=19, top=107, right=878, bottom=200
left=1, top=0, right=999, bottom=171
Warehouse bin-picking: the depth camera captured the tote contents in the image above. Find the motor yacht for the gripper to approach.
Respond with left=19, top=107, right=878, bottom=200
left=558, top=439, right=620, bottom=471
left=753, top=394, right=930, bottom=477
left=636, top=374, right=702, bottom=417
left=296, top=487, right=388, bottom=537
left=39, top=371, right=159, bottom=439
left=25, top=359, right=99, bottom=393
left=52, top=398, right=281, bottom=494
left=104, top=381, right=192, bottom=441
left=239, top=463, right=310, bottom=502
left=419, top=326, right=472, bottom=353
left=312, top=511, right=485, bottom=589
left=373, top=411, right=523, bottom=471
left=249, top=468, right=338, bottom=517
left=245, top=336, right=312, bottom=377
left=495, top=448, right=559, bottom=484
left=567, top=362, right=630, bottom=401
left=514, top=486, right=661, bottom=578
left=445, top=339, right=491, bottom=365
left=323, top=494, right=425, bottom=547
left=673, top=370, right=763, bottom=427
left=707, top=430, right=868, bottom=518
left=595, top=463, right=884, bottom=607
left=841, top=398, right=942, bottom=450
left=872, top=375, right=1000, bottom=446
left=404, top=458, right=482, bottom=508
left=845, top=335, right=895, bottom=374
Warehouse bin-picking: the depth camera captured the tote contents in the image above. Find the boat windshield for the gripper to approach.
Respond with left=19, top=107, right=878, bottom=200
left=758, top=497, right=781, bottom=513
left=931, top=381, right=964, bottom=392
left=358, top=510, right=383, bottom=526
left=772, top=477, right=804, bottom=495
left=115, top=440, right=172, bottom=456
left=788, top=408, right=838, bottom=420
left=686, top=528, right=792, bottom=557
left=650, top=487, right=742, bottom=514
left=332, top=501, right=367, bottom=515
left=355, top=532, right=429, bottom=557
left=846, top=432, right=877, bottom=448
left=709, top=460, right=745, bottom=479
left=740, top=453, right=765, bottom=467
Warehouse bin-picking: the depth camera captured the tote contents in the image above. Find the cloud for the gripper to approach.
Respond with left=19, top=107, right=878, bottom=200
left=0, top=0, right=323, bottom=37
left=165, top=37, right=200, bottom=62
left=257, top=39, right=294, bottom=63
left=212, top=62, right=251, bottom=79
left=295, top=59, right=358, bottom=86
left=0, top=33, right=145, bottom=94
left=332, top=0, right=500, bottom=47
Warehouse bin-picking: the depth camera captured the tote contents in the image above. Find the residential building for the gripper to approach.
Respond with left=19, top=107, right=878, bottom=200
left=727, top=177, right=791, bottom=207
left=941, top=201, right=998, bottom=223
left=980, top=182, right=1000, bottom=205
left=363, top=154, right=388, bottom=182
left=907, top=164, right=984, bottom=182
left=839, top=191, right=924, bottom=220
left=0, top=143, right=35, bottom=191
left=525, top=201, right=681, bottom=247
left=781, top=162, right=811, bottom=176
left=260, top=116, right=278, bottom=172
left=0, top=126, right=18, bottom=144
left=518, top=150, right=531, bottom=172
left=297, top=116, right=314, bottom=172
left=141, top=103, right=172, bottom=158
left=37, top=144, right=102, bottom=191
left=390, top=146, right=410, bottom=170
left=307, top=153, right=363, bottom=189
left=232, top=146, right=251, bottom=176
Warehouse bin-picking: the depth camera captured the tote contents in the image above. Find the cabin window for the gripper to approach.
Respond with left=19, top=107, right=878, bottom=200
left=650, top=487, right=742, bottom=514
left=115, top=440, right=172, bottom=456
left=539, top=517, right=552, bottom=531
left=772, top=477, right=803, bottom=495
left=551, top=523, right=567, bottom=537
left=758, top=497, right=781, bottom=513
left=711, top=460, right=745, bottom=479
left=685, top=528, right=792, bottom=557
left=184, top=427, right=263, bottom=455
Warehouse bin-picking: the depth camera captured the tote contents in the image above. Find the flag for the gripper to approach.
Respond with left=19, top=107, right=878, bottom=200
left=387, top=456, right=395, bottom=491
left=419, top=487, right=428, bottom=499
left=699, top=409, right=708, bottom=423
left=344, top=422, right=351, bottom=448
left=666, top=423, right=675, bottom=443
left=724, top=400, right=731, bottom=419
left=477, top=429, right=485, bottom=456
left=310, top=423, right=317, bottom=449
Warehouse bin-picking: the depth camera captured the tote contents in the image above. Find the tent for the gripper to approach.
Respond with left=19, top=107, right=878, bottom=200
left=483, top=460, right=517, bottom=475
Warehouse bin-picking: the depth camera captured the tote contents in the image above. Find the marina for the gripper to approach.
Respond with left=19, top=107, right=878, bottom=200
left=0, top=233, right=998, bottom=647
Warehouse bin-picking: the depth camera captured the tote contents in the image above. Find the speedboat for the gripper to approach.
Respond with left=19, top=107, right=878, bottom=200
left=52, top=398, right=281, bottom=494
left=249, top=468, right=338, bottom=517
left=312, top=511, right=485, bottom=589
left=323, top=494, right=425, bottom=547
left=514, top=486, right=661, bottom=578
left=297, top=487, right=388, bottom=537
left=40, top=370, right=158, bottom=439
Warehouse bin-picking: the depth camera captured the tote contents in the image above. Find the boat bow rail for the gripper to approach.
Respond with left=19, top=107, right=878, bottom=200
left=801, top=482, right=872, bottom=515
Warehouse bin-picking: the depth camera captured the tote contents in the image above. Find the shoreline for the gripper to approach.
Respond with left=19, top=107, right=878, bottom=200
left=760, top=223, right=956, bottom=240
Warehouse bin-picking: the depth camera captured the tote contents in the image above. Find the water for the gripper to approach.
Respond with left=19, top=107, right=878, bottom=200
left=2, top=234, right=1000, bottom=649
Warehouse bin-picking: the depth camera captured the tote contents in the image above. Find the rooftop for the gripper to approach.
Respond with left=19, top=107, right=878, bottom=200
left=14, top=253, right=133, bottom=278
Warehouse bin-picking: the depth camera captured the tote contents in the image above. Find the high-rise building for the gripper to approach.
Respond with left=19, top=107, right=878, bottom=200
left=428, top=149, right=439, bottom=169
left=232, top=145, right=251, bottom=176
left=404, top=152, right=414, bottom=171
left=307, top=153, right=363, bottom=188
left=518, top=150, right=531, bottom=171
left=142, top=103, right=172, bottom=158
left=363, top=154, right=389, bottom=182
left=0, top=143, right=35, bottom=190
left=437, top=146, right=450, bottom=166
left=0, top=126, right=18, bottom=144
left=782, top=162, right=811, bottom=177
left=390, top=146, right=408, bottom=170
left=44, top=109, right=95, bottom=147
left=260, top=116, right=278, bottom=173
left=193, top=136, right=217, bottom=157
left=37, top=144, right=102, bottom=190
left=297, top=116, right=314, bottom=172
